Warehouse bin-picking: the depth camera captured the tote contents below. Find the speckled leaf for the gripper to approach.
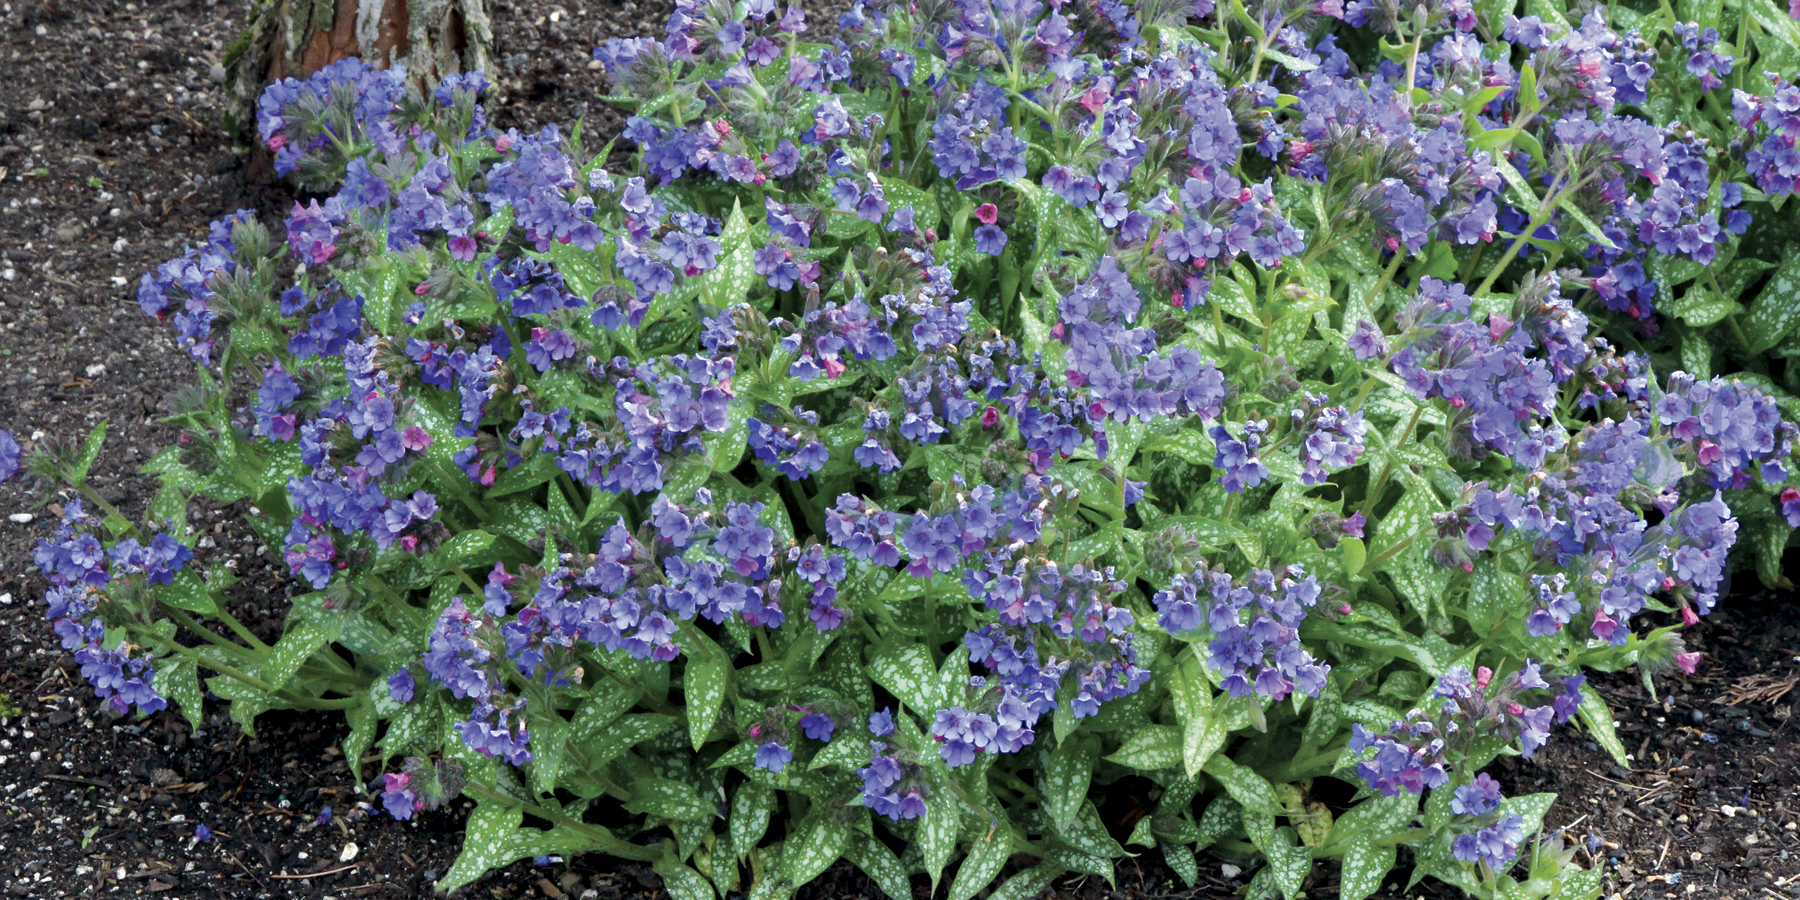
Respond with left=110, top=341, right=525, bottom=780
left=1106, top=725, right=1182, bottom=770
left=986, top=862, right=1061, bottom=900
left=920, top=784, right=959, bottom=891
left=1551, top=864, right=1603, bottom=900
left=1162, top=842, right=1199, bottom=886
left=655, top=860, right=716, bottom=900
left=341, top=695, right=377, bottom=791
left=568, top=682, right=637, bottom=742
left=1193, top=795, right=1242, bottom=850
left=1329, top=792, right=1417, bottom=844
left=1499, top=792, right=1557, bottom=840
left=261, top=622, right=332, bottom=690
left=151, top=656, right=204, bottom=731
left=686, top=654, right=728, bottom=751
left=1058, top=801, right=1124, bottom=859
left=436, top=801, right=524, bottom=894
left=157, top=568, right=218, bottom=615
left=781, top=813, right=847, bottom=887
left=487, top=503, right=551, bottom=547
left=1339, top=841, right=1394, bottom=900
left=427, top=529, right=501, bottom=571
left=844, top=832, right=911, bottom=900
left=381, top=694, right=444, bottom=756
left=808, top=731, right=870, bottom=771
left=948, top=818, right=1013, bottom=900
left=704, top=395, right=753, bottom=472
left=1043, top=734, right=1098, bottom=832
left=730, top=780, right=774, bottom=859
left=1576, top=685, right=1628, bottom=766
left=628, top=777, right=714, bottom=822
left=1745, top=255, right=1800, bottom=354
left=1265, top=839, right=1312, bottom=899
left=1203, top=754, right=1278, bottom=816
left=1172, top=658, right=1225, bottom=776
left=580, top=713, right=676, bottom=772
left=1126, top=815, right=1157, bottom=848
left=869, top=644, right=941, bottom=716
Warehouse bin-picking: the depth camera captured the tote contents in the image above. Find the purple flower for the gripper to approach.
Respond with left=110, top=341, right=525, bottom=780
left=799, top=713, right=835, bottom=742
left=754, top=741, right=793, bottom=772
left=974, top=224, right=1008, bottom=255
left=1451, top=773, right=1504, bottom=815
left=388, top=668, right=416, bottom=703
left=194, top=823, right=212, bottom=842
left=868, top=708, right=895, bottom=736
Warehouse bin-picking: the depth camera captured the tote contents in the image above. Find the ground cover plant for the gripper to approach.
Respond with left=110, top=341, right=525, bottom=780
left=6, top=0, right=1800, bottom=897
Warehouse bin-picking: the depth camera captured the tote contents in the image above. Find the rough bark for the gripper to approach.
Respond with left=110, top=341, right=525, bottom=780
left=221, top=0, right=493, bottom=138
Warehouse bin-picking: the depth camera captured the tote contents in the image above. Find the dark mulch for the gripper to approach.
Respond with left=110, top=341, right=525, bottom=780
left=0, top=1, right=1795, bottom=898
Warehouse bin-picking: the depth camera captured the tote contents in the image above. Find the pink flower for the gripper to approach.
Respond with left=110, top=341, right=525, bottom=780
left=975, top=203, right=998, bottom=225
left=1674, top=652, right=1701, bottom=674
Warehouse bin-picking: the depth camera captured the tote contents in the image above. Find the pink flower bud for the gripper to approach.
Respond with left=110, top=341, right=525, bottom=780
left=982, top=406, right=999, bottom=427
left=1680, top=605, right=1699, bottom=626
left=749, top=724, right=763, bottom=738
left=1476, top=666, right=1493, bottom=690
left=822, top=358, right=846, bottom=378
left=1674, top=651, right=1700, bottom=674
left=415, top=283, right=430, bottom=295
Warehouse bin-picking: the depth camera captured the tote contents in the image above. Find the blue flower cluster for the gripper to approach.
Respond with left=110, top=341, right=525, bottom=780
left=1734, top=75, right=1800, bottom=198
left=34, top=501, right=189, bottom=716
left=748, top=409, right=830, bottom=480
left=1153, top=564, right=1330, bottom=700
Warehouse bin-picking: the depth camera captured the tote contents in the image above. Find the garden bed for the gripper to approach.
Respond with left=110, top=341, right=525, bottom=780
left=0, top=1, right=1797, bottom=898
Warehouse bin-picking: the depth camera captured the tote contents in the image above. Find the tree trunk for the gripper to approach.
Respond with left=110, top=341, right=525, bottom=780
left=222, top=0, right=493, bottom=138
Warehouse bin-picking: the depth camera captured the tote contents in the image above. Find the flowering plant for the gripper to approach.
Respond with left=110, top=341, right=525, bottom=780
left=8, top=0, right=1800, bottom=897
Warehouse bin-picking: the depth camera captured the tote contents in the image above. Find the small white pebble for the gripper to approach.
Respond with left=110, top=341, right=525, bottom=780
left=339, top=842, right=359, bottom=862
left=7, top=513, right=31, bottom=524
left=85, top=363, right=106, bottom=378
left=1221, top=864, right=1241, bottom=878
left=0, top=592, right=12, bottom=605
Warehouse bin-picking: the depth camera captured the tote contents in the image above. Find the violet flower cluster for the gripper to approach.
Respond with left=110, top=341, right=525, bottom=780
left=1153, top=563, right=1330, bottom=700
left=33, top=500, right=188, bottom=716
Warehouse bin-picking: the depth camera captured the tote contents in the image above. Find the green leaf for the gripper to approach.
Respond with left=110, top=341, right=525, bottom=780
left=260, top=622, right=333, bottom=690
left=579, top=713, right=676, bottom=771
left=1577, top=686, right=1629, bottom=767
left=808, top=732, right=871, bottom=771
left=628, top=777, right=714, bottom=822
left=1339, top=841, right=1395, bottom=900
left=1163, top=843, right=1199, bottom=887
left=1744, top=255, right=1800, bottom=354
left=156, top=568, right=218, bottom=615
left=948, top=819, right=1013, bottom=900
left=730, top=780, right=774, bottom=859
left=1043, top=734, right=1098, bottom=832
left=151, top=656, right=204, bottom=731
left=437, top=801, right=525, bottom=894
left=381, top=695, right=444, bottom=756
left=781, top=813, right=848, bottom=887
left=1172, top=658, right=1226, bottom=777
left=1662, top=285, right=1741, bottom=327
left=686, top=655, right=728, bottom=751
left=1106, top=725, right=1182, bottom=770
left=337, top=694, right=378, bottom=791
left=920, top=784, right=959, bottom=891
left=1203, top=754, right=1279, bottom=816
left=427, top=529, right=503, bottom=571
left=655, top=860, right=717, bottom=900
left=869, top=644, right=942, bottom=715
left=985, top=862, right=1061, bottom=900
left=1328, top=792, right=1418, bottom=846
left=70, top=420, right=107, bottom=486
left=844, top=832, right=912, bottom=900
left=1499, top=792, right=1557, bottom=840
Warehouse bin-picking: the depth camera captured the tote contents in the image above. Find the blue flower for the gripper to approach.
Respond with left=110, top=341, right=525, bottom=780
left=754, top=741, right=793, bottom=772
